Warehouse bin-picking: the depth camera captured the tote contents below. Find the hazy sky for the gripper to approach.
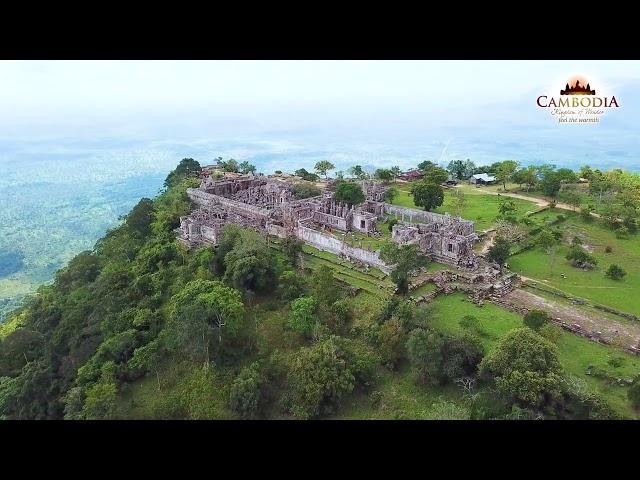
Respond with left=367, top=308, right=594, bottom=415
left=2, top=60, right=640, bottom=140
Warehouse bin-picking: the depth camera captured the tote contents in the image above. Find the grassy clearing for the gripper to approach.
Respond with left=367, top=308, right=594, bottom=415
left=116, top=360, right=236, bottom=420
left=391, top=183, right=537, bottom=231
left=330, top=366, right=466, bottom=420
left=425, top=293, right=640, bottom=418
left=509, top=210, right=640, bottom=316
left=302, top=252, right=394, bottom=295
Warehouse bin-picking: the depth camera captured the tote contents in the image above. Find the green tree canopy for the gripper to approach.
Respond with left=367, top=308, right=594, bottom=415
left=333, top=181, right=365, bottom=205
left=410, top=181, right=444, bottom=212
left=164, top=158, right=201, bottom=188
left=496, top=160, right=519, bottom=190
left=285, top=336, right=375, bottom=419
left=523, top=310, right=551, bottom=331
left=239, top=161, right=256, bottom=174
left=447, top=159, right=475, bottom=180
left=406, top=329, right=444, bottom=384
left=223, top=229, right=277, bottom=292
left=380, top=244, right=428, bottom=295
left=487, top=238, right=511, bottom=269
left=374, top=168, right=394, bottom=183
left=348, top=165, right=368, bottom=180
left=167, top=279, right=245, bottom=363
left=480, top=328, right=562, bottom=409
left=219, top=159, right=240, bottom=173
left=229, top=361, right=265, bottom=419
left=314, top=161, right=335, bottom=178
left=278, top=270, right=307, bottom=301
left=289, top=296, right=318, bottom=337
left=418, top=162, right=448, bottom=185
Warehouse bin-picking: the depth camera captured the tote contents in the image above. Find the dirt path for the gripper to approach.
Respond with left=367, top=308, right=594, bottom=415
left=464, top=188, right=602, bottom=218
left=502, top=288, right=640, bottom=350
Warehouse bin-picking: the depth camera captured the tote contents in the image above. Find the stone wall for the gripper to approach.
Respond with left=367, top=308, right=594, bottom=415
left=383, top=204, right=475, bottom=235
left=187, top=188, right=271, bottom=219
left=295, top=225, right=391, bottom=273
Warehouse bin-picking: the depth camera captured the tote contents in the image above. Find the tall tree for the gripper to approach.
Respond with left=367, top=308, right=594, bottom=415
left=348, top=165, right=368, bottom=180
left=374, top=168, right=394, bottom=183
left=380, top=244, right=428, bottom=295
left=333, top=181, right=365, bottom=205
left=167, top=279, right=245, bottom=364
left=453, top=189, right=466, bottom=217
left=239, top=161, right=256, bottom=174
left=420, top=163, right=449, bottom=185
left=406, top=329, right=444, bottom=384
left=487, top=238, right=511, bottom=270
left=223, top=230, right=277, bottom=292
left=289, top=296, right=318, bottom=337
left=537, top=228, right=560, bottom=274
left=496, top=160, right=519, bottom=190
left=447, top=160, right=469, bottom=180
left=220, top=159, right=240, bottom=173
left=479, top=328, right=562, bottom=410
left=314, top=161, right=335, bottom=179
left=410, top=181, right=444, bottom=212
left=384, top=186, right=399, bottom=204
left=281, top=235, right=304, bottom=268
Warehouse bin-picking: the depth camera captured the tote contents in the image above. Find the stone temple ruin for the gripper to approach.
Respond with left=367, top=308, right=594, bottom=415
left=390, top=212, right=479, bottom=269
left=176, top=173, right=515, bottom=297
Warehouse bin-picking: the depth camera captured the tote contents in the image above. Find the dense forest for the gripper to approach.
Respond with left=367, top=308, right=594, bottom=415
left=0, top=158, right=637, bottom=420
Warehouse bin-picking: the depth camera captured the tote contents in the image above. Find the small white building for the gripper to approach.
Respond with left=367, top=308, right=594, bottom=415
left=469, top=173, right=496, bottom=185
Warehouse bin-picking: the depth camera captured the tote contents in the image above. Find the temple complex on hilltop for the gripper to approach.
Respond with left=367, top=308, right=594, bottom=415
left=176, top=172, right=482, bottom=272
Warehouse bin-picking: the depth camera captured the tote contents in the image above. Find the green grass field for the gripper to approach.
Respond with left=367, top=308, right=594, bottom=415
left=509, top=210, right=640, bottom=316
left=391, top=183, right=538, bottom=231
left=425, top=293, right=640, bottom=418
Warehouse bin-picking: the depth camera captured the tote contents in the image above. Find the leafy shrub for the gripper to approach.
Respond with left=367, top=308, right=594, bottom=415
left=605, top=264, right=626, bottom=280
left=406, top=329, right=443, bottom=384
left=566, top=245, right=597, bottom=269
left=292, top=182, right=321, bottom=200
left=377, top=318, right=406, bottom=369
left=605, top=245, right=613, bottom=253
left=523, top=309, right=550, bottom=331
left=229, top=362, right=265, bottom=419
left=479, top=328, right=562, bottom=409
left=288, top=296, right=318, bottom=337
left=284, top=336, right=376, bottom=419
left=329, top=299, right=352, bottom=333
